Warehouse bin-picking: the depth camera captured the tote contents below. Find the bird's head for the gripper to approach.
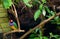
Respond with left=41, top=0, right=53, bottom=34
left=9, top=20, right=13, bottom=23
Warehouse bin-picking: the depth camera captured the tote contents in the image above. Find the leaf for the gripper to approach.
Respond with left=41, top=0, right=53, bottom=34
left=28, top=38, right=33, bottom=39
left=45, top=6, right=51, bottom=14
left=34, top=37, right=39, bottom=39
left=42, top=8, right=46, bottom=16
left=50, top=11, right=55, bottom=16
left=32, top=0, right=40, bottom=5
left=23, top=0, right=32, bottom=7
left=49, top=33, right=54, bottom=37
left=39, top=30, right=43, bottom=39
left=29, top=34, right=36, bottom=38
left=39, top=36, right=42, bottom=39
left=15, top=0, right=20, bottom=3
left=2, top=0, right=13, bottom=9
left=54, top=16, right=59, bottom=20
left=53, top=35, right=60, bottom=38
left=35, top=28, right=39, bottom=33
left=34, top=10, right=41, bottom=21
left=44, top=36, right=48, bottom=39
left=57, top=22, right=60, bottom=24
left=39, top=4, right=43, bottom=11
left=26, top=4, right=32, bottom=7
left=41, top=0, right=46, bottom=4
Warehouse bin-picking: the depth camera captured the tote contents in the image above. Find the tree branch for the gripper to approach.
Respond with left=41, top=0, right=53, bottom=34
left=20, top=12, right=60, bottom=39
left=12, top=4, right=21, bottom=30
left=4, top=30, right=25, bottom=36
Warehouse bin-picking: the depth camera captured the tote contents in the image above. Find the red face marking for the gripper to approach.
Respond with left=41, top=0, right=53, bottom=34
left=10, top=20, right=13, bottom=22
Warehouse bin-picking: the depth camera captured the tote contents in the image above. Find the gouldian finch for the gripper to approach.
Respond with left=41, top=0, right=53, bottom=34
left=9, top=20, right=18, bottom=30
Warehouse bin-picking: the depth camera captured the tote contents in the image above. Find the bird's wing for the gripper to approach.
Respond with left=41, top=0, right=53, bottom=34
left=13, top=22, right=18, bottom=29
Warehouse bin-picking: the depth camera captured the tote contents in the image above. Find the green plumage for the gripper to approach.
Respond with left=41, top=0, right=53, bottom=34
left=13, top=22, right=18, bottom=29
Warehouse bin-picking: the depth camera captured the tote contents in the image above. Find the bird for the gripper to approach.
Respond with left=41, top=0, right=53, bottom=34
left=9, top=20, right=18, bottom=30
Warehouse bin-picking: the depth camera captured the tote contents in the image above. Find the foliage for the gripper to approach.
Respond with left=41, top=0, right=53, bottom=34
left=28, top=29, right=60, bottom=39
left=34, top=10, right=42, bottom=21
left=51, top=16, right=60, bottom=25
left=42, top=8, right=46, bottom=16
left=33, top=0, right=60, bottom=25
left=33, top=0, right=55, bottom=21
left=2, top=0, right=13, bottom=9
left=1, top=0, right=60, bottom=39
left=23, top=0, right=32, bottom=7
left=41, top=0, right=46, bottom=4
left=1, top=0, right=60, bottom=24
left=28, top=28, right=49, bottom=39
left=15, top=0, right=20, bottom=3
left=26, top=0, right=60, bottom=39
left=49, top=33, right=60, bottom=39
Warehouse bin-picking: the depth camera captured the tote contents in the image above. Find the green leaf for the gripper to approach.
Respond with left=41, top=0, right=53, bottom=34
left=54, top=16, right=59, bottom=21
left=39, top=4, right=43, bottom=11
left=44, top=36, right=48, bottom=39
left=15, top=0, right=20, bottom=3
left=35, top=28, right=39, bottom=33
left=41, top=0, right=46, bottom=4
left=34, top=37, right=39, bottom=39
left=53, top=35, right=60, bottom=38
left=2, top=0, right=13, bottom=9
left=50, top=11, right=55, bottom=16
left=23, top=0, right=32, bottom=7
left=32, top=0, right=41, bottom=5
left=28, top=38, right=33, bottom=39
left=45, top=6, right=51, bottom=14
left=34, top=10, right=41, bottom=21
left=39, top=30, right=43, bottom=39
left=49, top=33, right=54, bottom=37
left=29, top=34, right=36, bottom=38
left=42, top=8, right=46, bottom=16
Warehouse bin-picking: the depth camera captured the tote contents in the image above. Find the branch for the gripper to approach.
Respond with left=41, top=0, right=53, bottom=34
left=20, top=12, right=60, bottom=39
left=12, top=4, right=21, bottom=30
left=4, top=30, right=25, bottom=36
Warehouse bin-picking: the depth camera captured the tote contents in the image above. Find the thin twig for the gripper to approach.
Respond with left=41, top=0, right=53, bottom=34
left=47, top=0, right=53, bottom=7
left=21, top=6, right=26, bottom=12
left=20, top=12, right=60, bottom=39
left=47, top=0, right=56, bottom=11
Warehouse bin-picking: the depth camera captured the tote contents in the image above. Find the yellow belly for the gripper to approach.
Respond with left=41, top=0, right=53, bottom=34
left=10, top=26, right=16, bottom=30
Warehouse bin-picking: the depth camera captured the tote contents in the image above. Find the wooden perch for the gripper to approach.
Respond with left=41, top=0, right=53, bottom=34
left=20, top=12, right=60, bottom=39
left=4, top=30, right=25, bottom=36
